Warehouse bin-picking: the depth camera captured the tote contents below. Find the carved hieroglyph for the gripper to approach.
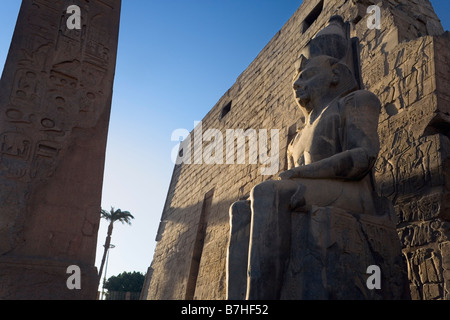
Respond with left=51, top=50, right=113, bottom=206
left=0, top=0, right=121, bottom=299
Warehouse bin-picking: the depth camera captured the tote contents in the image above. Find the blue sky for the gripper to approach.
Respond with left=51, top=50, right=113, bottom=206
left=0, top=0, right=449, bottom=291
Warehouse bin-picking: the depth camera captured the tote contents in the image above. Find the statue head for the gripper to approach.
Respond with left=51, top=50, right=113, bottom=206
left=293, top=55, right=357, bottom=116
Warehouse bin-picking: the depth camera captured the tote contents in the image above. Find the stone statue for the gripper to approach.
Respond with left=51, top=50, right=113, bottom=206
left=227, top=16, right=409, bottom=300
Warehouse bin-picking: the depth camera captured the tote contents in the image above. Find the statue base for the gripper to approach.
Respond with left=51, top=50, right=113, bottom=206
left=280, top=203, right=410, bottom=300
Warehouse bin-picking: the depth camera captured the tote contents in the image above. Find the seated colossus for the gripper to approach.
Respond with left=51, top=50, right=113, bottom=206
left=226, top=53, right=382, bottom=300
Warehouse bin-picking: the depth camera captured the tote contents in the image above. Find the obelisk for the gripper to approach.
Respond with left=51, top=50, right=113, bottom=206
left=0, top=0, right=121, bottom=299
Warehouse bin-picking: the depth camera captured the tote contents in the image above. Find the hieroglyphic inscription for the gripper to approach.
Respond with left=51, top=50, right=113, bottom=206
left=405, top=247, right=445, bottom=300
left=1, top=0, right=114, bottom=183
left=0, top=0, right=120, bottom=258
left=375, top=130, right=441, bottom=200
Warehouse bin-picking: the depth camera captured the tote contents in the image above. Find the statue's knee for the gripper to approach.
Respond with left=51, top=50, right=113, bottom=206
left=230, top=200, right=250, bottom=215
left=251, top=180, right=277, bottom=199
left=229, top=200, right=251, bottom=230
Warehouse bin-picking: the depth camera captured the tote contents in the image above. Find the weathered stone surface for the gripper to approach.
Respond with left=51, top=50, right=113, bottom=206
left=226, top=200, right=251, bottom=300
left=280, top=206, right=408, bottom=300
left=143, top=0, right=450, bottom=300
left=0, top=0, right=121, bottom=299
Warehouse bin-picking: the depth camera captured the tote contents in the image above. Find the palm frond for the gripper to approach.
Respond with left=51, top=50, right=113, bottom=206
left=102, top=207, right=134, bottom=225
left=101, top=206, right=115, bottom=220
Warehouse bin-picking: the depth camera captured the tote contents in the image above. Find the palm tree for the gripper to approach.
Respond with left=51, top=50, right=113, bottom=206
left=98, top=207, right=134, bottom=281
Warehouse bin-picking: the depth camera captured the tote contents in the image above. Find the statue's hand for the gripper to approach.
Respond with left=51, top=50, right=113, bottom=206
left=278, top=169, right=296, bottom=180
left=290, top=184, right=306, bottom=212
left=279, top=169, right=307, bottom=211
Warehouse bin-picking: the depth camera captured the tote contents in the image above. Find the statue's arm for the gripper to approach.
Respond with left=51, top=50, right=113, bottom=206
left=280, top=91, right=381, bottom=181
left=287, top=148, right=295, bottom=170
left=282, top=147, right=376, bottom=180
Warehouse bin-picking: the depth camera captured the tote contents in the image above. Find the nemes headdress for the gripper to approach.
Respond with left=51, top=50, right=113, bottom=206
left=299, top=15, right=363, bottom=90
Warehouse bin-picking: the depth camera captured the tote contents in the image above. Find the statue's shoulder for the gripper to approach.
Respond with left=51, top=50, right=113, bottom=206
left=339, top=90, right=381, bottom=112
left=338, top=90, right=381, bottom=126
